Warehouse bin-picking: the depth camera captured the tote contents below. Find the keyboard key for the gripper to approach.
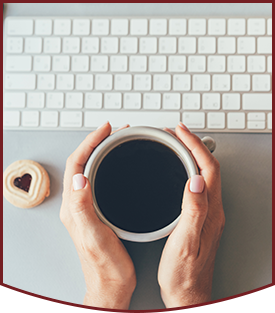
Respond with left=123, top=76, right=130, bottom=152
left=163, top=93, right=181, bottom=110
left=182, top=112, right=205, bottom=128
left=37, top=74, right=55, bottom=90
left=73, top=19, right=90, bottom=35
left=193, top=75, right=210, bottom=91
left=6, top=56, right=32, bottom=72
left=82, top=37, right=99, bottom=54
left=120, top=37, right=138, bottom=54
left=5, top=74, right=36, bottom=90
left=207, top=56, right=226, bottom=73
left=247, top=56, right=265, bottom=73
left=149, top=56, right=166, bottom=72
left=188, top=19, right=206, bottom=35
left=150, top=19, right=167, bottom=35
left=4, top=92, right=25, bottom=108
left=110, top=56, right=128, bottom=72
left=267, top=56, right=272, bottom=73
left=130, top=19, right=148, bottom=35
left=207, top=112, right=225, bottom=129
left=267, top=113, right=272, bottom=129
left=178, top=37, right=196, bottom=54
left=198, top=37, right=216, bottom=54
left=243, top=94, right=272, bottom=110
left=218, top=37, right=236, bottom=54
left=208, top=19, right=226, bottom=35
left=182, top=93, right=200, bottom=110
left=56, top=74, right=74, bottom=90
left=232, top=74, right=250, bottom=91
left=168, top=56, right=186, bottom=72
left=134, top=75, right=151, bottom=91
left=114, top=74, right=132, bottom=91
left=252, top=74, right=270, bottom=91
left=85, top=93, right=102, bottom=109
left=129, top=56, right=147, bottom=72
left=92, top=19, right=109, bottom=35
left=212, top=74, right=230, bottom=91
left=143, top=93, right=161, bottom=109
left=202, top=93, right=220, bottom=110
left=140, top=37, right=157, bottom=54
left=247, top=112, right=265, bottom=121
left=66, top=92, right=83, bottom=109
left=228, top=56, right=246, bottom=73
left=53, top=56, right=70, bottom=72
left=227, top=112, right=245, bottom=129
left=25, top=37, right=42, bottom=54
left=54, top=19, right=71, bottom=35
left=228, top=19, right=246, bottom=35
left=247, top=18, right=265, bottom=35
left=173, top=74, right=191, bottom=91
left=60, top=111, right=82, bottom=127
left=7, top=19, right=33, bottom=35
left=91, top=56, right=108, bottom=72
left=111, top=19, right=128, bottom=35
left=247, top=121, right=265, bottom=129
left=35, top=19, right=52, bottom=35
left=4, top=111, right=20, bottom=127
left=44, top=37, right=61, bottom=54
left=27, top=92, right=44, bottom=108
left=84, top=111, right=179, bottom=128
left=153, top=74, right=171, bottom=91
left=33, top=56, right=51, bottom=72
left=63, top=37, right=80, bottom=53
left=6, top=37, right=23, bottom=53
left=257, top=37, right=272, bottom=54
left=267, top=19, right=272, bottom=35
left=188, top=56, right=206, bottom=72
left=95, top=74, right=113, bottom=90
left=41, top=111, right=58, bottom=127
left=46, top=92, right=64, bottom=108
left=123, top=93, right=141, bottom=109
left=101, top=37, right=118, bottom=54
left=237, top=37, right=255, bottom=54
left=22, top=111, right=39, bottom=127
left=169, top=19, right=186, bottom=35
left=72, top=56, right=89, bottom=72
left=222, top=93, right=241, bottom=110
left=159, top=37, right=177, bottom=54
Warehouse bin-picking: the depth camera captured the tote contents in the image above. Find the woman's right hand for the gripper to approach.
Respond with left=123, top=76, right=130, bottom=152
left=158, top=123, right=225, bottom=308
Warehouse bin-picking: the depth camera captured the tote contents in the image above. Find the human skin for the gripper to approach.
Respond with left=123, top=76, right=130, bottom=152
left=158, top=123, right=225, bottom=308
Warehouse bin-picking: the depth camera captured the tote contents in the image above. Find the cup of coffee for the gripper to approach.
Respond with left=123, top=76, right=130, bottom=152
left=84, top=127, right=208, bottom=242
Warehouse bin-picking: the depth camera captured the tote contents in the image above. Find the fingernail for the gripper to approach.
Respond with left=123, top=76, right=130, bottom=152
left=178, top=122, right=190, bottom=132
left=190, top=175, right=204, bottom=193
left=116, top=124, right=129, bottom=131
left=96, top=121, right=109, bottom=130
left=73, top=174, right=86, bottom=191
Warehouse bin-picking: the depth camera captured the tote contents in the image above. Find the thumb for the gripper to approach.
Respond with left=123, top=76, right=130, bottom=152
left=171, top=175, right=208, bottom=255
left=70, top=173, right=99, bottom=228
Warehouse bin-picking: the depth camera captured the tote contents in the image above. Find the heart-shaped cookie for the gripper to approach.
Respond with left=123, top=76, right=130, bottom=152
left=3, top=160, right=50, bottom=209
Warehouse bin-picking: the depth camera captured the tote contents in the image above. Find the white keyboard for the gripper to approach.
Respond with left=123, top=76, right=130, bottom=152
left=3, top=16, right=272, bottom=132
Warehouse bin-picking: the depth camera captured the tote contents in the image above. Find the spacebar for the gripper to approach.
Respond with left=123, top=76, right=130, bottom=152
left=84, top=111, right=180, bottom=128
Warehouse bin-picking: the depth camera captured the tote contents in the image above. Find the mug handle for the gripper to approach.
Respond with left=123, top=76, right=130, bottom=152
left=201, top=136, right=216, bottom=153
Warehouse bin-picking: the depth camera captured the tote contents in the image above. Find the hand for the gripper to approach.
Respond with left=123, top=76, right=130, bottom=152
left=158, top=123, right=225, bottom=308
left=60, top=122, right=136, bottom=309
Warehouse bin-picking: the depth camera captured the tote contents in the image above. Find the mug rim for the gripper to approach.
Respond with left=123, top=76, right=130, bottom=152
left=84, top=126, right=199, bottom=242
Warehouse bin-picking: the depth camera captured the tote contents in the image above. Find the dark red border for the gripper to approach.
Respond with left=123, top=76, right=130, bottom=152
left=0, top=1, right=275, bottom=313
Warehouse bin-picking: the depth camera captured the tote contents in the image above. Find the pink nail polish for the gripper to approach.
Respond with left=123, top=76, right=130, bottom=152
left=96, top=121, right=109, bottom=130
left=178, top=122, right=190, bottom=132
left=73, top=174, right=86, bottom=191
left=190, top=175, right=204, bottom=193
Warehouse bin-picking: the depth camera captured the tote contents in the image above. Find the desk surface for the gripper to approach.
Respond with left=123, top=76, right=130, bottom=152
left=3, top=3, right=272, bottom=310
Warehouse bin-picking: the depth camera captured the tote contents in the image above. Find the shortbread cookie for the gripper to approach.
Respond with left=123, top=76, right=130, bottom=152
left=3, top=160, right=50, bottom=208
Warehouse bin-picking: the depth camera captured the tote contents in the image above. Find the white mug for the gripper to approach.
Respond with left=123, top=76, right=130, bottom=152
left=84, top=126, right=215, bottom=243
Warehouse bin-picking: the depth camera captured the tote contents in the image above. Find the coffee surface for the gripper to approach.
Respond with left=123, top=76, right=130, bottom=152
left=95, top=140, right=188, bottom=233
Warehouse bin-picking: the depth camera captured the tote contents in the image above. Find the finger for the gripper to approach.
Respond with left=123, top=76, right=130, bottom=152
left=111, top=124, right=130, bottom=135
left=170, top=175, right=208, bottom=256
left=163, top=127, right=176, bottom=137
left=64, top=122, right=111, bottom=193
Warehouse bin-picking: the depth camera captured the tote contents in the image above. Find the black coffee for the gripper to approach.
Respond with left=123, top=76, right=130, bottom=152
left=95, top=139, right=188, bottom=233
